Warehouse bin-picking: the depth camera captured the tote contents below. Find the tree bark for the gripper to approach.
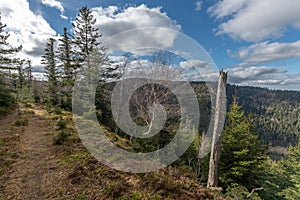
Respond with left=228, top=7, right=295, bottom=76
left=207, top=70, right=227, bottom=188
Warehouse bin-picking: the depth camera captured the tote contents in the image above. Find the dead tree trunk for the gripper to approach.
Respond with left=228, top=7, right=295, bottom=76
left=207, top=70, right=227, bottom=188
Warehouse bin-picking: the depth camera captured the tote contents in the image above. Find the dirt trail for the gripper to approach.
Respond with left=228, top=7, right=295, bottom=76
left=0, top=104, right=63, bottom=200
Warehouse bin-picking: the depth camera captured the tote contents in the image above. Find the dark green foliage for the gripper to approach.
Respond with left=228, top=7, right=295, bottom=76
left=277, top=145, right=300, bottom=199
left=53, top=131, right=70, bottom=145
left=53, top=106, right=62, bottom=115
left=73, top=6, right=103, bottom=63
left=0, top=13, right=21, bottom=115
left=219, top=97, right=266, bottom=191
left=42, top=38, right=60, bottom=106
left=57, top=27, right=78, bottom=111
left=259, top=145, right=300, bottom=200
left=15, top=118, right=29, bottom=126
left=191, top=82, right=212, bottom=133
left=56, top=119, right=67, bottom=129
left=224, top=183, right=262, bottom=200
left=0, top=75, right=15, bottom=116
left=227, top=84, right=300, bottom=147
left=14, top=59, right=34, bottom=103
left=259, top=159, right=287, bottom=200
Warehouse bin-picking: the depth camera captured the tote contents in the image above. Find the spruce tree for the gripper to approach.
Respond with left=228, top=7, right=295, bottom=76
left=24, top=60, right=32, bottom=87
left=57, top=27, right=76, bottom=110
left=0, top=14, right=22, bottom=73
left=219, top=96, right=266, bottom=190
left=0, top=13, right=21, bottom=114
left=277, top=144, right=300, bottom=199
left=42, top=38, right=59, bottom=106
left=72, top=6, right=104, bottom=65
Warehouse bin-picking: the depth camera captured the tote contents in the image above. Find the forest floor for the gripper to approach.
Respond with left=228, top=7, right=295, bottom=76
left=0, top=103, right=224, bottom=200
left=0, top=103, right=67, bottom=199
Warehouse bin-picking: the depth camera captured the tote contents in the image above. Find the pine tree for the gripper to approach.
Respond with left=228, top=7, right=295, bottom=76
left=72, top=6, right=104, bottom=66
left=219, top=96, right=266, bottom=190
left=42, top=38, right=60, bottom=106
left=57, top=27, right=77, bottom=110
left=24, top=60, right=33, bottom=87
left=277, top=144, right=300, bottom=199
left=0, top=13, right=22, bottom=74
left=0, top=13, right=21, bottom=114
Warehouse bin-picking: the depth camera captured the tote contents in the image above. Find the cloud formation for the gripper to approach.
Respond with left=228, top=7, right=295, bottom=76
left=179, top=59, right=218, bottom=81
left=209, top=0, right=300, bottom=42
left=227, top=65, right=300, bottom=90
left=41, top=0, right=67, bottom=19
left=0, top=0, right=57, bottom=68
left=195, top=1, right=203, bottom=12
left=91, top=5, right=181, bottom=51
left=41, top=0, right=64, bottom=13
left=229, top=41, right=300, bottom=64
left=208, top=0, right=246, bottom=19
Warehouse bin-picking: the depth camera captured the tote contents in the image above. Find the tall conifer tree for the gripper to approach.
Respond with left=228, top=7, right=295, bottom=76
left=42, top=38, right=59, bottom=106
left=57, top=27, right=76, bottom=110
left=219, top=96, right=266, bottom=190
left=72, top=6, right=105, bottom=65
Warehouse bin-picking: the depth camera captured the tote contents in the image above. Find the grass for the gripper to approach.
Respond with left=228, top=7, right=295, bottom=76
left=59, top=153, right=84, bottom=163
left=0, top=140, right=5, bottom=146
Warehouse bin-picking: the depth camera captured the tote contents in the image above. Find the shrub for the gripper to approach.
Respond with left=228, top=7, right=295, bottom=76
left=54, top=106, right=62, bottom=115
left=56, top=119, right=67, bottom=129
left=0, top=107, right=8, bottom=116
left=24, top=103, right=32, bottom=108
left=15, top=118, right=29, bottom=126
left=53, top=131, right=69, bottom=145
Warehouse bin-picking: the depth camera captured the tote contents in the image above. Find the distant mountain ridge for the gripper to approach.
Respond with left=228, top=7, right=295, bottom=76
left=100, top=80, right=300, bottom=148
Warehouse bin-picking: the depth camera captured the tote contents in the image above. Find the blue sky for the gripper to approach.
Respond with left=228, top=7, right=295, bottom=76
left=1, top=0, right=300, bottom=90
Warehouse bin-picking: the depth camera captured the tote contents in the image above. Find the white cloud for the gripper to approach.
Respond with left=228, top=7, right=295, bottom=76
left=195, top=1, right=203, bottom=12
left=180, top=59, right=208, bottom=69
left=91, top=5, right=181, bottom=51
left=208, top=0, right=246, bottom=19
left=0, top=0, right=57, bottom=69
left=41, top=0, right=67, bottom=19
left=226, top=65, right=300, bottom=90
left=209, top=0, right=300, bottom=42
left=229, top=66, right=286, bottom=80
left=41, top=0, right=64, bottom=14
left=180, top=59, right=218, bottom=81
left=60, top=14, right=68, bottom=20
left=229, top=41, right=300, bottom=64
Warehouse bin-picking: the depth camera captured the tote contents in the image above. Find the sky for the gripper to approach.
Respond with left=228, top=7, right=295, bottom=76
left=1, top=0, right=300, bottom=90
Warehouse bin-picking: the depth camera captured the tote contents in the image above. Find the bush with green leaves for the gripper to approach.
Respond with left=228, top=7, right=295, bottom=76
left=56, top=119, right=67, bottom=129
left=53, top=131, right=70, bottom=145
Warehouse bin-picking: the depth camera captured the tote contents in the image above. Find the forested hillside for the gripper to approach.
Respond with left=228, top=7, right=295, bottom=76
left=227, top=85, right=300, bottom=147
